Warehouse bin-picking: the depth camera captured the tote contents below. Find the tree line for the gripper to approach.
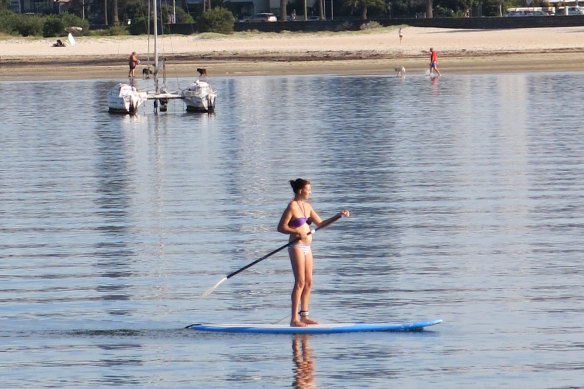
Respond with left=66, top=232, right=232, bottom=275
left=1, top=0, right=535, bottom=37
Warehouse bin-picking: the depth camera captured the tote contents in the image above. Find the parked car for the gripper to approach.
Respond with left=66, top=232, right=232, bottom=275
left=567, top=6, right=584, bottom=15
left=249, top=13, right=277, bottom=22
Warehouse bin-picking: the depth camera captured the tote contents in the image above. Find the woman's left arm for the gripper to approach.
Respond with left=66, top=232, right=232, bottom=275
left=310, top=207, right=349, bottom=228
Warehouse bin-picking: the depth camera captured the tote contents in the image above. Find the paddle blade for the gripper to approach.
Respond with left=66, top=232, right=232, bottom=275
left=200, top=277, right=227, bottom=299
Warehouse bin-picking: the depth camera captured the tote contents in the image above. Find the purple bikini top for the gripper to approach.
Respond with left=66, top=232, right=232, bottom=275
left=288, top=218, right=307, bottom=228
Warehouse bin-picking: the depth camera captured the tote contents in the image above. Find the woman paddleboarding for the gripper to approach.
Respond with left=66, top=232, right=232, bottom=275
left=278, top=178, right=350, bottom=327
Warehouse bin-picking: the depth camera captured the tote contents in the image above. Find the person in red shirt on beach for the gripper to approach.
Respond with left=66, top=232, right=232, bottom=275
left=128, top=52, right=140, bottom=78
left=429, top=48, right=441, bottom=77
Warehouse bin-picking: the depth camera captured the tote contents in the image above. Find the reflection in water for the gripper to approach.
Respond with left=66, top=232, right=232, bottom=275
left=431, top=75, right=439, bottom=91
left=292, top=335, right=315, bottom=389
left=94, top=118, right=135, bottom=316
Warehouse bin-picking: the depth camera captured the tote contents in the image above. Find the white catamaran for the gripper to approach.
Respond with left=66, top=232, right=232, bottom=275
left=108, top=0, right=216, bottom=114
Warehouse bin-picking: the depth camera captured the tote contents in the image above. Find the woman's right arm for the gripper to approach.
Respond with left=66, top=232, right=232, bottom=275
left=277, top=205, right=293, bottom=234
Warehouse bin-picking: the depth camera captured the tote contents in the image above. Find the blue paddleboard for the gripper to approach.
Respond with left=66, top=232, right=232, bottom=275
left=187, top=319, right=442, bottom=334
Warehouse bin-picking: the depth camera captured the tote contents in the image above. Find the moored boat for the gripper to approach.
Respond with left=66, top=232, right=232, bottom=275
left=107, top=83, right=148, bottom=114
left=181, top=80, right=217, bottom=112
left=107, top=0, right=181, bottom=115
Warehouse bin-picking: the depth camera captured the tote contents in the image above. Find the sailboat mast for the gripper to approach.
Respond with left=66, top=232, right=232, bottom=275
left=146, top=0, right=151, bottom=63
left=153, top=0, right=158, bottom=94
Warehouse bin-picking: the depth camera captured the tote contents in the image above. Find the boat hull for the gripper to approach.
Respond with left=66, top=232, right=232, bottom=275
left=108, top=83, right=148, bottom=115
left=181, top=80, right=217, bottom=112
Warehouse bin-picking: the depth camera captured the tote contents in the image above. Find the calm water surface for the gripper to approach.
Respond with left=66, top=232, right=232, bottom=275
left=1, top=72, right=583, bottom=388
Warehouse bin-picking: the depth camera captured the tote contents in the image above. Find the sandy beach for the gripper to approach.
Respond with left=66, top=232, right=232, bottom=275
left=1, top=26, right=584, bottom=80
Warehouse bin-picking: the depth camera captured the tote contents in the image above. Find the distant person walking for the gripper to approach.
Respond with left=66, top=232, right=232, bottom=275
left=429, top=48, right=441, bottom=77
left=128, top=52, right=139, bottom=78
left=398, top=27, right=404, bottom=43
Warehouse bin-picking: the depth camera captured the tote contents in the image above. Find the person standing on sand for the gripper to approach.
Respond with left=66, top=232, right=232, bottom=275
left=278, top=178, right=350, bottom=328
left=128, top=52, right=139, bottom=78
left=399, top=27, right=404, bottom=43
left=429, top=48, right=441, bottom=77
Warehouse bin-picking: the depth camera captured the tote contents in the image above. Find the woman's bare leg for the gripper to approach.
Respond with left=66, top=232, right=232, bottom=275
left=290, top=248, right=307, bottom=327
left=300, top=251, right=319, bottom=325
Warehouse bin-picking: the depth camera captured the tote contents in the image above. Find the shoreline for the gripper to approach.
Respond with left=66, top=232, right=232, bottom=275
left=2, top=51, right=583, bottom=81
left=1, top=27, right=584, bottom=80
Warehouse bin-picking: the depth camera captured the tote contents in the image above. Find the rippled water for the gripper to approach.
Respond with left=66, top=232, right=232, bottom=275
left=1, top=72, right=583, bottom=388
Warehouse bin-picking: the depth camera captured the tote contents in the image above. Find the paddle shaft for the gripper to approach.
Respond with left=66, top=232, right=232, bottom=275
left=226, top=213, right=342, bottom=280
left=200, top=213, right=343, bottom=298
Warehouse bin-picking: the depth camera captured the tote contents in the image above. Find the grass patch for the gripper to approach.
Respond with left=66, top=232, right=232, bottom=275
left=196, top=32, right=228, bottom=39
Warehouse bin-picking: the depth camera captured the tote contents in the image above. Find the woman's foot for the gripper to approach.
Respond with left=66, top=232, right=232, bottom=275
left=291, top=319, right=308, bottom=327
left=300, top=316, right=319, bottom=325
left=298, top=311, right=319, bottom=325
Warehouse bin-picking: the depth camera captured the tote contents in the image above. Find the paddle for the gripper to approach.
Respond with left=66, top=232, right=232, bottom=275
left=200, top=213, right=343, bottom=298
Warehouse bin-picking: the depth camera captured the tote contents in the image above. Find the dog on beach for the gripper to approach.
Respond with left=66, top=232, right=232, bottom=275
left=142, top=66, right=153, bottom=79
left=395, top=66, right=406, bottom=77
left=197, top=68, right=207, bottom=77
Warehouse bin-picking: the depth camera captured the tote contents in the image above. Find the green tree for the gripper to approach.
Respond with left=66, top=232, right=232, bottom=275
left=121, top=0, right=148, bottom=22
left=197, top=7, right=234, bottom=34
left=434, top=0, right=474, bottom=15
left=160, top=4, right=195, bottom=24
left=43, top=15, right=64, bottom=37
left=60, top=13, right=90, bottom=32
left=481, top=0, right=513, bottom=15
left=17, top=14, right=44, bottom=36
left=0, top=12, right=40, bottom=36
left=344, top=0, right=386, bottom=20
left=129, top=16, right=148, bottom=34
